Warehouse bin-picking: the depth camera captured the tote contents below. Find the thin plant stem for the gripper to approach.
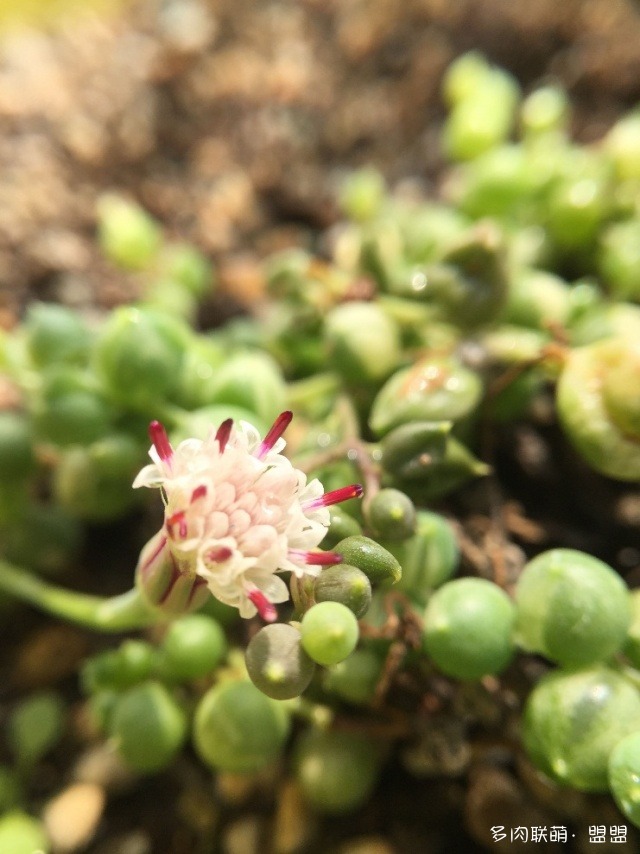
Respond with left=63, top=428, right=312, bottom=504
left=0, top=559, right=158, bottom=632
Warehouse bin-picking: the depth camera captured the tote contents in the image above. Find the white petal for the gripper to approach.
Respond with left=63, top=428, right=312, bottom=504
left=132, top=464, right=164, bottom=489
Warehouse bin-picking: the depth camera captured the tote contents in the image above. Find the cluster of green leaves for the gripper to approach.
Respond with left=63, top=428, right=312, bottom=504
left=3, top=50, right=640, bottom=826
left=0, top=198, right=292, bottom=574
left=234, top=52, right=640, bottom=820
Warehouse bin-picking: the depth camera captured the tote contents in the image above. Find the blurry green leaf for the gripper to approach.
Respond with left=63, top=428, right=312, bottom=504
left=7, top=691, right=66, bottom=770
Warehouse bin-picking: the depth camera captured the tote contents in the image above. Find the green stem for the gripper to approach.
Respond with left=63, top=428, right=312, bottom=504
left=0, top=559, right=158, bottom=632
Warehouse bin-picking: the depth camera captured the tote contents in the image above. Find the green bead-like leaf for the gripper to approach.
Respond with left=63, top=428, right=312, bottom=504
left=193, top=680, right=290, bottom=773
left=8, top=691, right=66, bottom=770
left=524, top=667, right=640, bottom=792
left=334, top=535, right=401, bottom=585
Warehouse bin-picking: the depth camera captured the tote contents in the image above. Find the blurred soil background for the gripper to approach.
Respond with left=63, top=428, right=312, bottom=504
left=2, top=1, right=640, bottom=852
left=3, top=0, right=640, bottom=315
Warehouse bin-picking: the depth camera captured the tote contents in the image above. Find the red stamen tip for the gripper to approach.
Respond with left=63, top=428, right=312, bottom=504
left=149, top=420, right=173, bottom=463
left=255, top=410, right=293, bottom=460
left=303, top=483, right=364, bottom=511
left=289, top=549, right=343, bottom=566
left=191, top=484, right=208, bottom=503
left=215, top=418, right=233, bottom=453
left=207, top=545, right=233, bottom=563
left=166, top=510, right=187, bottom=540
left=248, top=588, right=277, bottom=622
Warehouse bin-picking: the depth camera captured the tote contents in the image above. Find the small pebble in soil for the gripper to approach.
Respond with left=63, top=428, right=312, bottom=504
left=73, top=743, right=137, bottom=794
left=222, top=815, right=263, bottom=854
left=338, top=837, right=397, bottom=854
left=215, top=764, right=279, bottom=806
left=272, top=779, right=315, bottom=854
left=43, top=781, right=105, bottom=852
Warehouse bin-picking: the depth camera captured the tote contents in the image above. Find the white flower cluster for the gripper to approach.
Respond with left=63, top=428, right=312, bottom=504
left=134, top=412, right=360, bottom=620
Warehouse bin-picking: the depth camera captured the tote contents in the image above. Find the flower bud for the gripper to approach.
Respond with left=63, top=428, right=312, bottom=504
left=135, top=531, right=209, bottom=617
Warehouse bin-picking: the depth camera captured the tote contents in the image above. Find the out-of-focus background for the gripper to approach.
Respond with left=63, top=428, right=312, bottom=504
left=2, top=0, right=640, bottom=318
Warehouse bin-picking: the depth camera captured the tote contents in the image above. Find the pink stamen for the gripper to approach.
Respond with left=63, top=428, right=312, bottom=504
left=215, top=418, right=233, bottom=453
left=255, top=410, right=293, bottom=460
left=248, top=588, right=277, bottom=622
left=149, top=420, right=173, bottom=464
left=302, top=483, right=364, bottom=511
left=206, top=545, right=233, bottom=563
left=191, top=484, right=208, bottom=503
left=288, top=549, right=343, bottom=565
left=166, top=510, right=188, bottom=540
